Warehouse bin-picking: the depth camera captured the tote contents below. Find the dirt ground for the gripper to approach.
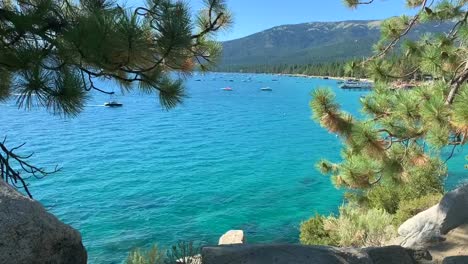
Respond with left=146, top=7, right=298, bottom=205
left=427, top=224, right=468, bottom=263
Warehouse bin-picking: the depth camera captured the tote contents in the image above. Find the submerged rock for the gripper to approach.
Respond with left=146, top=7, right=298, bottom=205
left=218, top=230, right=245, bottom=245
left=202, top=244, right=431, bottom=264
left=0, top=180, right=87, bottom=264
left=398, top=184, right=468, bottom=248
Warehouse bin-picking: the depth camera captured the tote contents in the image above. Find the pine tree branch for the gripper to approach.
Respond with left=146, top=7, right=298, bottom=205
left=444, top=144, right=458, bottom=163
left=0, top=139, right=60, bottom=198
left=191, top=12, right=225, bottom=40
left=345, top=0, right=375, bottom=8
left=191, top=0, right=226, bottom=39
left=369, top=173, right=383, bottom=185
left=445, top=65, right=468, bottom=105
left=448, top=11, right=468, bottom=38
left=380, top=67, right=421, bottom=80
left=363, top=0, right=428, bottom=63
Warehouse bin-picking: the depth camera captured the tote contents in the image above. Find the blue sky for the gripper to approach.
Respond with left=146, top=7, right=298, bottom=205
left=125, top=0, right=418, bottom=41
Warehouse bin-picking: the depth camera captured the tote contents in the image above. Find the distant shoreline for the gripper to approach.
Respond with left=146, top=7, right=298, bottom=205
left=210, top=71, right=373, bottom=83
left=276, top=73, right=373, bottom=83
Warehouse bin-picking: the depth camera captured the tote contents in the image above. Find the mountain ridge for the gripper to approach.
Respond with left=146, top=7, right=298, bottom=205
left=218, top=19, right=452, bottom=71
left=223, top=19, right=383, bottom=42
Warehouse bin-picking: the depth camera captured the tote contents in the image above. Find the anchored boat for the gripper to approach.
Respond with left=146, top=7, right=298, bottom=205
left=104, top=101, right=123, bottom=107
left=340, top=80, right=373, bottom=89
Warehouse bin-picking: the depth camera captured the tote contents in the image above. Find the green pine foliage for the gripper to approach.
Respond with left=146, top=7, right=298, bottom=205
left=303, top=0, right=467, bottom=246
left=0, top=0, right=232, bottom=115
left=393, top=193, right=443, bottom=226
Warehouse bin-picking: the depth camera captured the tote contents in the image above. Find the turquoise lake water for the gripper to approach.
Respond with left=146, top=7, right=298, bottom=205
left=0, top=73, right=466, bottom=263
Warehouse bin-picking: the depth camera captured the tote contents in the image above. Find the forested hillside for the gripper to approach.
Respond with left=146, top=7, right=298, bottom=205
left=218, top=20, right=453, bottom=73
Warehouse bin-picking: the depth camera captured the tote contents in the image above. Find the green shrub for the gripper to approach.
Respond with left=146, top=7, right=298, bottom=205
left=126, top=245, right=164, bottom=264
left=363, top=160, right=444, bottom=215
left=126, top=242, right=200, bottom=264
left=300, top=207, right=396, bottom=247
left=393, top=193, right=442, bottom=226
left=366, top=185, right=401, bottom=214
left=166, top=241, right=201, bottom=264
left=300, top=213, right=338, bottom=246
left=399, top=158, right=444, bottom=201
left=301, top=160, right=444, bottom=246
left=324, top=206, right=396, bottom=247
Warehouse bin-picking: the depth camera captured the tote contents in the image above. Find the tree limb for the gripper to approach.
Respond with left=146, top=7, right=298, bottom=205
left=0, top=140, right=60, bottom=198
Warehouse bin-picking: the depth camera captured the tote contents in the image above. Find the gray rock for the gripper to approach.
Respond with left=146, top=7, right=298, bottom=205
left=364, top=246, right=432, bottom=264
left=438, top=185, right=468, bottom=234
left=398, top=185, right=468, bottom=248
left=218, top=230, right=245, bottom=245
left=0, top=180, right=87, bottom=264
left=176, top=254, right=202, bottom=264
left=442, top=256, right=468, bottom=264
left=398, top=205, right=443, bottom=248
left=202, top=244, right=431, bottom=264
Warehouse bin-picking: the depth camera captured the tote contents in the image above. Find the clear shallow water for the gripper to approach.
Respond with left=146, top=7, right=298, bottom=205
left=0, top=73, right=466, bottom=263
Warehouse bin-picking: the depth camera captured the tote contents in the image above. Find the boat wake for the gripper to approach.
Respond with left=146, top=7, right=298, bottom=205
left=86, top=104, right=107, bottom=107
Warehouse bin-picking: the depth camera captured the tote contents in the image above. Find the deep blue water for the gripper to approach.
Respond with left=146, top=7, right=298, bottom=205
left=0, top=73, right=466, bottom=263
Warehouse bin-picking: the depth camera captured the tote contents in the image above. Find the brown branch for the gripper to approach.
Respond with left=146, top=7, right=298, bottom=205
left=191, top=12, right=224, bottom=39
left=445, top=65, right=468, bottom=105
left=369, top=174, right=383, bottom=185
left=444, top=144, right=458, bottom=163
left=381, top=67, right=421, bottom=80
left=356, top=0, right=375, bottom=5
left=378, top=128, right=395, bottom=137
left=448, top=11, right=468, bottom=38
left=119, top=47, right=173, bottom=74
left=0, top=140, right=60, bottom=198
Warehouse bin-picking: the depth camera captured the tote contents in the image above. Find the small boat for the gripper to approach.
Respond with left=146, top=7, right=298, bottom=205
left=222, top=87, right=233, bottom=91
left=323, top=77, right=329, bottom=80
left=261, top=87, right=272, bottom=91
left=340, top=80, right=373, bottom=89
left=104, top=101, right=123, bottom=107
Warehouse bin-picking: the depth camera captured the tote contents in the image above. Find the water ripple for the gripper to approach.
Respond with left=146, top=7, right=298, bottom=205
left=2, top=73, right=463, bottom=264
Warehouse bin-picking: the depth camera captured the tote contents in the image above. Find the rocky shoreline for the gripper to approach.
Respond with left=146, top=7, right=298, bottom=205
left=1, top=182, right=467, bottom=263
left=0, top=180, right=86, bottom=264
left=205, top=185, right=468, bottom=264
